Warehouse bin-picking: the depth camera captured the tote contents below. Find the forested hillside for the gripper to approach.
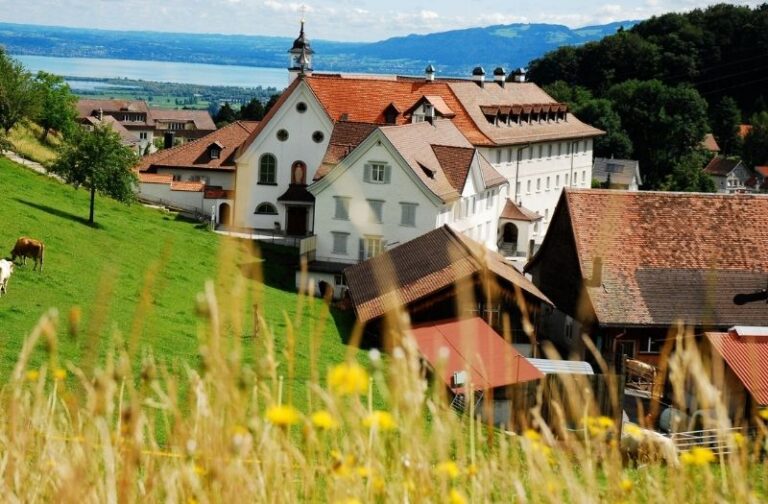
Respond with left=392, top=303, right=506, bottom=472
left=529, top=3, right=768, bottom=190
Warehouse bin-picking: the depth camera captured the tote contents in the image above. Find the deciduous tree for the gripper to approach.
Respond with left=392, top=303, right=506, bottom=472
left=710, top=96, right=742, bottom=155
left=50, top=124, right=138, bottom=225
left=0, top=48, right=40, bottom=133
left=742, top=112, right=768, bottom=169
left=34, top=71, right=77, bottom=141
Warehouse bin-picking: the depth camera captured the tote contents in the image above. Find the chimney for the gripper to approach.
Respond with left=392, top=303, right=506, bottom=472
left=164, top=132, right=175, bottom=149
left=493, top=67, right=506, bottom=87
left=425, top=64, right=436, bottom=82
left=471, top=66, right=485, bottom=87
left=512, top=67, right=527, bottom=83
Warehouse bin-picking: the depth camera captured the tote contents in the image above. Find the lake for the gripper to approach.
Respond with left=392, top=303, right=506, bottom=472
left=14, top=55, right=288, bottom=90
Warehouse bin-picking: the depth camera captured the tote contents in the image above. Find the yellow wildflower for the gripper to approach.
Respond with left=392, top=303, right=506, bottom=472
left=732, top=432, right=746, bottom=447
left=759, top=409, right=768, bottom=421
left=311, top=410, right=338, bottom=430
left=25, top=369, right=40, bottom=382
left=356, top=466, right=370, bottom=478
left=327, top=362, right=369, bottom=396
left=266, top=404, right=300, bottom=426
left=620, top=478, right=633, bottom=492
left=623, top=423, right=644, bottom=441
left=436, top=460, right=460, bottom=479
left=373, top=477, right=385, bottom=492
left=193, top=464, right=206, bottom=476
left=449, top=488, right=467, bottom=504
left=334, top=499, right=361, bottom=504
left=680, top=447, right=716, bottom=466
left=53, top=368, right=67, bottom=381
left=363, top=410, right=396, bottom=431
left=523, top=429, right=541, bottom=441
left=584, top=415, right=615, bottom=437
left=466, top=464, right=478, bottom=477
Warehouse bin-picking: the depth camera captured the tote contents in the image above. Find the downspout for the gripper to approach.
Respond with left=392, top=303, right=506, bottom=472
left=514, top=143, right=531, bottom=204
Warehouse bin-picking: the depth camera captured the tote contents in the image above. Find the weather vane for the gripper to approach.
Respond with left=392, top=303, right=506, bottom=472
left=299, top=4, right=306, bottom=23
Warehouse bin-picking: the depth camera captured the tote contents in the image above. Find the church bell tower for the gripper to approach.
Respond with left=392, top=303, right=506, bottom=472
left=288, top=18, right=314, bottom=84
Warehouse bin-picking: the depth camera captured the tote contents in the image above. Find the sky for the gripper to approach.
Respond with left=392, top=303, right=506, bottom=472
left=0, top=0, right=761, bottom=42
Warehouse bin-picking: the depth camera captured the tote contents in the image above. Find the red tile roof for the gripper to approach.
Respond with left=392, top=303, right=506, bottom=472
left=739, top=124, right=753, bottom=139
left=700, top=133, right=721, bottom=152
left=500, top=199, right=542, bottom=221
left=703, top=156, right=741, bottom=176
left=431, top=145, right=475, bottom=193
left=138, top=121, right=258, bottom=172
left=314, top=121, right=378, bottom=181
left=756, top=166, right=768, bottom=178
left=139, top=173, right=173, bottom=184
left=528, top=189, right=768, bottom=327
left=411, top=317, right=544, bottom=392
left=77, top=99, right=153, bottom=126
left=706, top=329, right=768, bottom=405
left=345, top=225, right=551, bottom=323
left=170, top=180, right=205, bottom=192
left=149, top=108, right=216, bottom=131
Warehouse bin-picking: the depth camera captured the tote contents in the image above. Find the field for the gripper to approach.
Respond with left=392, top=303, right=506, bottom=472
left=0, top=156, right=360, bottom=407
left=7, top=121, right=61, bottom=164
left=2, top=156, right=768, bottom=502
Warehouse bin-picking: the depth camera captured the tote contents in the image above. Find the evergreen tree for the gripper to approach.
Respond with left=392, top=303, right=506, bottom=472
left=214, top=102, right=237, bottom=126
left=239, top=98, right=265, bottom=121
left=742, top=112, right=768, bottom=169
left=710, top=96, right=742, bottom=155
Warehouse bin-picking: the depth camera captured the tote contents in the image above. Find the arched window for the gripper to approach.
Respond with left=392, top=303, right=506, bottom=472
left=259, top=154, right=277, bottom=184
left=255, top=202, right=278, bottom=215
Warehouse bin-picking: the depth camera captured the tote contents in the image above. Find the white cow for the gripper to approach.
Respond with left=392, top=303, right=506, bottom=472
left=0, top=259, right=14, bottom=297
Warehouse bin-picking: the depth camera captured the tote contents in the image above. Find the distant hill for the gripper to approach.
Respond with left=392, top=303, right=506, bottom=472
left=0, top=20, right=636, bottom=76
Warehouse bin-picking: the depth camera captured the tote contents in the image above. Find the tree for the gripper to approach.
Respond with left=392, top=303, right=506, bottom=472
left=34, top=71, right=77, bottom=141
left=0, top=48, right=40, bottom=133
left=542, top=81, right=593, bottom=109
left=608, top=80, right=709, bottom=188
left=660, top=150, right=716, bottom=193
left=239, top=97, right=265, bottom=121
left=742, top=112, right=768, bottom=169
left=572, top=99, right=633, bottom=159
left=710, top=96, right=742, bottom=155
left=214, top=102, right=237, bottom=126
left=264, top=94, right=282, bottom=116
left=49, top=125, right=138, bottom=225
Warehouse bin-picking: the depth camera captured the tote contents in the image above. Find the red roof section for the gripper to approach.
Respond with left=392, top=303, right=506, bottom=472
left=411, top=317, right=544, bottom=392
left=706, top=330, right=768, bottom=405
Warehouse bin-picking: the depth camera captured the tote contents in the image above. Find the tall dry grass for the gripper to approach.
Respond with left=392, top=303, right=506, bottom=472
left=1, top=239, right=767, bottom=503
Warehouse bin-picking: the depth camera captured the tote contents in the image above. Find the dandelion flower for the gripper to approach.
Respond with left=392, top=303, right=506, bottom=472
left=759, top=409, right=768, bottom=421
left=623, top=423, right=644, bottom=441
left=466, top=464, right=478, bottom=477
left=363, top=410, right=396, bottom=431
left=436, top=460, right=460, bottom=479
left=311, top=410, right=338, bottom=430
left=680, top=447, right=716, bottom=466
left=732, top=432, right=746, bottom=447
left=620, top=478, right=633, bottom=492
left=266, top=404, right=300, bottom=426
left=53, top=368, right=67, bottom=381
left=327, top=362, right=369, bottom=396
left=355, top=466, right=370, bottom=478
left=448, top=488, right=467, bottom=504
left=25, top=369, right=40, bottom=382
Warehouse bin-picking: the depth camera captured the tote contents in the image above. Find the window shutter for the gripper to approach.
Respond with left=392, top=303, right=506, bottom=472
left=358, top=239, right=365, bottom=261
left=384, top=165, right=392, bottom=184
left=363, top=164, right=372, bottom=183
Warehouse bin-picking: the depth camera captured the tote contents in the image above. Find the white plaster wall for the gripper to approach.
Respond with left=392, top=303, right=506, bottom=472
left=313, top=142, right=440, bottom=264
left=155, top=168, right=234, bottom=189
left=140, top=183, right=205, bottom=213
left=233, top=83, right=334, bottom=230
left=482, top=139, right=593, bottom=243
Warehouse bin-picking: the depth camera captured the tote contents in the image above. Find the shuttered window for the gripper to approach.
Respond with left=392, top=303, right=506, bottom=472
left=364, top=163, right=391, bottom=184
left=334, top=197, right=351, bottom=220
left=400, top=203, right=417, bottom=227
left=331, top=232, right=349, bottom=255
left=367, top=199, right=384, bottom=223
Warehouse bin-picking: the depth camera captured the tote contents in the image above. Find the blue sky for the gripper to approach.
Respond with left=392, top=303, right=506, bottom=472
left=0, top=0, right=761, bottom=41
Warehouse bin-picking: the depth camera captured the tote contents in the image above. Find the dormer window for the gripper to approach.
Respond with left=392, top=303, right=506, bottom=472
left=210, top=148, right=220, bottom=159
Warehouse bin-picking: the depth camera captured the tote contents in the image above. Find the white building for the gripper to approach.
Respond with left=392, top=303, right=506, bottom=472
left=229, top=23, right=603, bottom=266
left=306, top=120, right=506, bottom=295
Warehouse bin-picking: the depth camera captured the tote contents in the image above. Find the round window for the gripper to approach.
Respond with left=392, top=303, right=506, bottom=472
left=277, top=129, right=289, bottom=141
left=312, top=131, right=325, bottom=143
left=296, top=102, right=308, bottom=113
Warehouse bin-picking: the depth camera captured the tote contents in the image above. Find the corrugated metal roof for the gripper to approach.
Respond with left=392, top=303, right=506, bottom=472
left=527, top=358, right=594, bottom=375
left=410, top=317, right=544, bottom=392
left=706, top=330, right=768, bottom=405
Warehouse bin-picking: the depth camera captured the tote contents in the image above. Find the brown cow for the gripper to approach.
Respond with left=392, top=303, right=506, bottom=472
left=11, top=236, right=45, bottom=271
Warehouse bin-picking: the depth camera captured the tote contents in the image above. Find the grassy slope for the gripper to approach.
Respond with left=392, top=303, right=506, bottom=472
left=0, top=157, right=359, bottom=406
left=7, top=121, right=61, bottom=164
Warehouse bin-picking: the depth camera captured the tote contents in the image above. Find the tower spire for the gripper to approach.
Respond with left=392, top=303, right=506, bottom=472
left=288, top=13, right=314, bottom=84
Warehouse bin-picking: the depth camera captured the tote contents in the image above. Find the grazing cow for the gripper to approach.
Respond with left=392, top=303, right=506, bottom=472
left=0, top=259, right=13, bottom=296
left=11, top=236, right=45, bottom=271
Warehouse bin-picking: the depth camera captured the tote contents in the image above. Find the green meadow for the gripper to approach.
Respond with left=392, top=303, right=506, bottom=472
left=0, top=156, right=360, bottom=405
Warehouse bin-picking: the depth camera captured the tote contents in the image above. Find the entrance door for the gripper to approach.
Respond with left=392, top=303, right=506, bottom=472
left=218, top=202, right=231, bottom=226
left=286, top=206, right=308, bottom=235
